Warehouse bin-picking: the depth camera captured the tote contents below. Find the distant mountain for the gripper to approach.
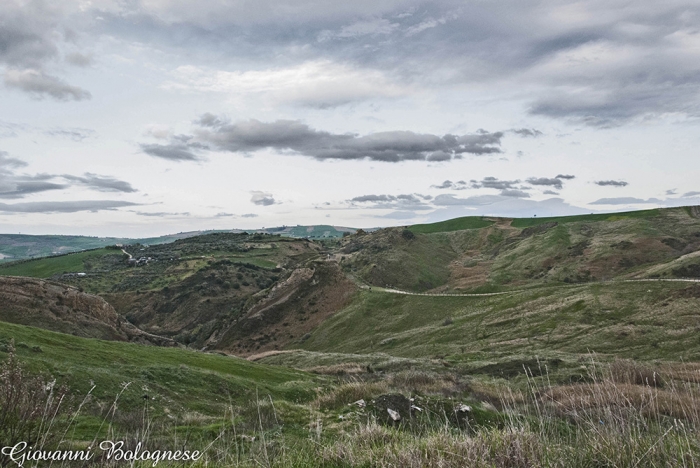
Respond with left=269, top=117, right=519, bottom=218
left=0, top=225, right=358, bottom=262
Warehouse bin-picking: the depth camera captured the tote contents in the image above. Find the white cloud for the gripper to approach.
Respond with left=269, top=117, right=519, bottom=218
left=162, top=61, right=410, bottom=108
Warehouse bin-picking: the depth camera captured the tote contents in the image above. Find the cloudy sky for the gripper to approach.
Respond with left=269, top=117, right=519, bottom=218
left=1, top=0, right=699, bottom=236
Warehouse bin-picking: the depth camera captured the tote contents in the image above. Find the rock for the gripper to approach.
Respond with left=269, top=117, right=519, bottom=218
left=387, top=408, right=401, bottom=421
left=371, top=394, right=412, bottom=425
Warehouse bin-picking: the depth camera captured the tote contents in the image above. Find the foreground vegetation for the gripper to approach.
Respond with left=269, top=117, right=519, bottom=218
left=2, top=328, right=699, bottom=467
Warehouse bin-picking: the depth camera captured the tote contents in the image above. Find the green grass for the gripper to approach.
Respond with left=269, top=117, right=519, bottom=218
left=0, top=321, right=317, bottom=416
left=299, top=281, right=700, bottom=362
left=409, top=216, right=494, bottom=234
left=510, top=209, right=662, bottom=228
left=0, top=248, right=117, bottom=278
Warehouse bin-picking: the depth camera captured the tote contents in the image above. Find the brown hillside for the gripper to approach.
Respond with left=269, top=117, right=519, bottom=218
left=0, top=276, right=174, bottom=345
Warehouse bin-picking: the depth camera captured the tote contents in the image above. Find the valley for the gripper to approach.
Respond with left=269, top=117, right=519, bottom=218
left=1, top=206, right=700, bottom=466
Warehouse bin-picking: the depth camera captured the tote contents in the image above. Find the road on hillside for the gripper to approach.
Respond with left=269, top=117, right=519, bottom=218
left=362, top=278, right=700, bottom=298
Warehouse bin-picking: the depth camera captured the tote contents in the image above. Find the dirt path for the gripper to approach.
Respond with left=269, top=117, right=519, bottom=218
left=362, top=278, right=700, bottom=298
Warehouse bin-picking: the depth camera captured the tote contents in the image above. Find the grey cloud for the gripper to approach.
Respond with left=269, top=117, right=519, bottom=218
left=0, top=151, right=27, bottom=169
left=62, top=173, right=137, bottom=193
left=351, top=194, right=396, bottom=203
left=250, top=191, right=276, bottom=206
left=589, top=197, right=661, bottom=205
left=500, top=189, right=530, bottom=198
left=348, top=193, right=432, bottom=210
left=682, top=191, right=700, bottom=198
left=556, top=174, right=575, bottom=180
left=666, top=189, right=677, bottom=196
left=185, top=117, right=503, bottom=162
left=241, top=213, right=258, bottom=218
left=0, top=200, right=139, bottom=213
left=215, top=212, right=235, bottom=217
left=471, top=176, right=520, bottom=190
left=0, top=178, right=67, bottom=199
left=0, top=14, right=56, bottom=68
left=140, top=143, right=203, bottom=161
left=1, top=151, right=135, bottom=198
left=511, top=128, right=542, bottom=137
left=432, top=180, right=454, bottom=189
left=595, top=180, right=628, bottom=187
left=543, top=190, right=559, bottom=195
left=135, top=211, right=190, bottom=217
left=4, top=69, right=91, bottom=101
left=431, top=180, right=468, bottom=190
left=93, top=1, right=700, bottom=125
left=526, top=177, right=564, bottom=190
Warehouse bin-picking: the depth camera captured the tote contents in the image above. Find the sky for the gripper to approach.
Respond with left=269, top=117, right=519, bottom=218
left=1, top=0, right=699, bottom=237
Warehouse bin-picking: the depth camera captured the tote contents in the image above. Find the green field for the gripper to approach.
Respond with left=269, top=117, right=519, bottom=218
left=0, top=248, right=116, bottom=278
left=509, top=208, right=662, bottom=228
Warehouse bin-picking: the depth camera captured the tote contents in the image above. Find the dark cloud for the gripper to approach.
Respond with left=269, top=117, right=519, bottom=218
left=471, top=177, right=520, bottom=191
left=0, top=177, right=67, bottom=199
left=682, top=191, right=700, bottom=198
left=140, top=142, right=204, bottom=162
left=526, top=177, right=564, bottom=190
left=595, top=180, right=628, bottom=187
left=589, top=197, right=661, bottom=205
left=4, top=69, right=91, bottom=101
left=511, top=128, right=542, bottom=137
left=500, top=189, right=530, bottom=198
left=666, top=189, right=677, bottom=196
left=543, top=190, right=559, bottom=195
left=0, top=14, right=56, bottom=68
left=432, top=180, right=468, bottom=190
left=348, top=193, right=432, bottom=210
left=1, top=152, right=67, bottom=198
left=556, top=174, right=575, bottom=180
left=250, top=191, right=276, bottom=206
left=1, top=151, right=136, bottom=198
left=62, top=173, right=137, bottom=193
left=0, top=200, right=139, bottom=213
left=152, top=117, right=503, bottom=162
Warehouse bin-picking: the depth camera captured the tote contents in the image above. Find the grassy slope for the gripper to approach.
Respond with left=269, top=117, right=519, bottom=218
left=0, top=248, right=115, bottom=278
left=0, top=321, right=316, bottom=417
left=409, top=217, right=494, bottom=234
left=509, top=208, right=662, bottom=228
left=299, top=281, right=700, bottom=363
left=342, top=207, right=700, bottom=292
